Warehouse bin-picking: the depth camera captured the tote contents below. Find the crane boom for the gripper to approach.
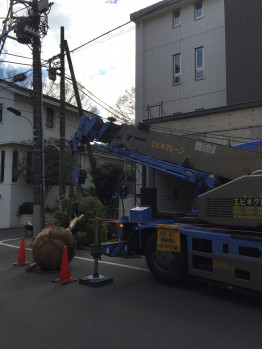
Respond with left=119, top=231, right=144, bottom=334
left=68, top=115, right=262, bottom=228
left=69, top=115, right=262, bottom=180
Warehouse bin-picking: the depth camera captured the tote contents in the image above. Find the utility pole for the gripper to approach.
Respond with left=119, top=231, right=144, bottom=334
left=64, top=40, right=96, bottom=175
left=0, top=0, right=53, bottom=236
left=31, top=0, right=45, bottom=234
left=47, top=32, right=96, bottom=201
left=59, top=26, right=66, bottom=197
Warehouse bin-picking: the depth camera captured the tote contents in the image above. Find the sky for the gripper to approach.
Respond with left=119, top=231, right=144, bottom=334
left=0, top=0, right=157, bottom=115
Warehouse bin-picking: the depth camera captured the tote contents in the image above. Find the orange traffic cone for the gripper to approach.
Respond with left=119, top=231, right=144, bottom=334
left=13, top=237, right=29, bottom=266
left=53, top=246, right=76, bottom=285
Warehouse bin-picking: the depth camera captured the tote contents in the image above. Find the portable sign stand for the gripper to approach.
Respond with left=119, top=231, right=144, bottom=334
left=79, top=218, right=113, bottom=287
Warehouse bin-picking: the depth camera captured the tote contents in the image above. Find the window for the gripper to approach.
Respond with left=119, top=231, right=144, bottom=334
left=1, top=151, right=5, bottom=183
left=173, top=9, right=180, bottom=27
left=46, top=107, right=54, bottom=128
left=26, top=151, right=32, bottom=183
left=173, top=54, right=181, bottom=85
left=12, top=150, right=18, bottom=183
left=195, top=47, right=204, bottom=80
left=0, top=104, right=3, bottom=122
left=195, top=1, right=203, bottom=19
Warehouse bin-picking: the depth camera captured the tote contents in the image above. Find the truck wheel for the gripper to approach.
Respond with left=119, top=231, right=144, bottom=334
left=145, top=231, right=187, bottom=285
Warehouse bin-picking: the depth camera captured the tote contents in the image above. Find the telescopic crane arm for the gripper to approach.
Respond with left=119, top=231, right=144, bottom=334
left=69, top=115, right=262, bottom=181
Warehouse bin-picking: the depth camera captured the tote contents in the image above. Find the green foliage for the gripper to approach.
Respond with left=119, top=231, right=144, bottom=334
left=74, top=231, right=91, bottom=246
left=18, top=202, right=33, bottom=215
left=92, top=162, right=123, bottom=207
left=78, top=196, right=107, bottom=218
left=53, top=193, right=106, bottom=229
left=18, top=202, right=55, bottom=216
left=53, top=192, right=108, bottom=247
left=16, top=138, right=75, bottom=198
left=74, top=222, right=107, bottom=247
left=53, top=195, right=71, bottom=228
left=53, top=209, right=70, bottom=228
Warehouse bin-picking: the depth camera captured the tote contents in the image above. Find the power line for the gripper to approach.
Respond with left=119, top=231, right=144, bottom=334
left=74, top=26, right=136, bottom=51
left=66, top=75, right=130, bottom=118
left=4, top=52, right=32, bottom=60
left=64, top=75, right=134, bottom=123
left=70, top=21, right=132, bottom=53
left=76, top=85, right=129, bottom=122
left=0, top=60, right=33, bottom=66
left=70, top=0, right=184, bottom=53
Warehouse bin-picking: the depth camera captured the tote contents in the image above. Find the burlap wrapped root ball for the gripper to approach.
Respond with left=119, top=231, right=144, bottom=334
left=32, top=227, right=77, bottom=270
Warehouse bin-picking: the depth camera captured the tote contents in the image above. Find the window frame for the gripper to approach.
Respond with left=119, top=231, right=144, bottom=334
left=46, top=107, right=54, bottom=129
left=26, top=151, right=32, bottom=183
left=1, top=151, right=5, bottom=183
left=173, top=9, right=181, bottom=27
left=0, top=103, right=3, bottom=123
left=12, top=150, right=18, bottom=183
left=195, top=47, right=204, bottom=80
left=173, top=53, right=182, bottom=85
left=194, top=0, right=203, bottom=20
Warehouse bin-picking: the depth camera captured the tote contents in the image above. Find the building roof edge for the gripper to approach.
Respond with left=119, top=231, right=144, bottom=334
left=130, top=0, right=180, bottom=22
left=143, top=100, right=262, bottom=124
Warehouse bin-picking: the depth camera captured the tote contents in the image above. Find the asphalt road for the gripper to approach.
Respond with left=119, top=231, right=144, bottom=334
left=0, top=230, right=262, bottom=349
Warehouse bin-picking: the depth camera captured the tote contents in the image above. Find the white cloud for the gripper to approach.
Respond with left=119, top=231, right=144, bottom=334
left=105, top=0, right=119, bottom=4
left=0, top=0, right=156, bottom=114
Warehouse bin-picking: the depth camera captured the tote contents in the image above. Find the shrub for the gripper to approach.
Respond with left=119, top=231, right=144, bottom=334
left=92, top=163, right=122, bottom=207
left=74, top=221, right=107, bottom=247
left=18, top=202, right=33, bottom=215
left=45, top=206, right=54, bottom=214
left=78, top=196, right=107, bottom=218
left=53, top=195, right=71, bottom=227
left=53, top=192, right=108, bottom=246
left=53, top=210, right=70, bottom=228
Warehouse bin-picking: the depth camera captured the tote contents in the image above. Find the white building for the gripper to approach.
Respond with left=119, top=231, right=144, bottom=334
left=0, top=80, right=121, bottom=228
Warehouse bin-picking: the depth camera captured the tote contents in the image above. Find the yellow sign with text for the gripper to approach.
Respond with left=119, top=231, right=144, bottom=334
left=157, top=225, right=180, bottom=253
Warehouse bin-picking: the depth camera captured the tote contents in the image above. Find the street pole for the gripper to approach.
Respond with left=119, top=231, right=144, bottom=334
left=32, top=0, right=45, bottom=236
left=1, top=0, right=52, bottom=236
left=64, top=40, right=96, bottom=175
left=59, top=26, right=66, bottom=197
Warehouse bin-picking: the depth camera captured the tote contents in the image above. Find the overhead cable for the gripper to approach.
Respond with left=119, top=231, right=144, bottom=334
left=70, top=21, right=132, bottom=53
left=0, top=60, right=33, bottom=66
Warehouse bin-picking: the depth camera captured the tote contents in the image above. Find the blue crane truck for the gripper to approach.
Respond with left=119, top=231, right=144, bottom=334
left=69, top=115, right=262, bottom=293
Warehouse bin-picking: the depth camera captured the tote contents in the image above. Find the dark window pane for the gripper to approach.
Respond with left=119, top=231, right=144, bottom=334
left=12, top=151, right=18, bottom=183
left=174, top=10, right=180, bottom=26
left=0, top=104, right=3, bottom=122
left=1, top=151, right=5, bottom=182
left=46, top=108, right=54, bottom=128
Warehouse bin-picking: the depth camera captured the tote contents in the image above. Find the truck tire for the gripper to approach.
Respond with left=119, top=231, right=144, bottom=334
left=145, top=231, right=187, bottom=285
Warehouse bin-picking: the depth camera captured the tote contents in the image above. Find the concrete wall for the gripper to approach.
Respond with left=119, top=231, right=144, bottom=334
left=148, top=104, right=262, bottom=146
